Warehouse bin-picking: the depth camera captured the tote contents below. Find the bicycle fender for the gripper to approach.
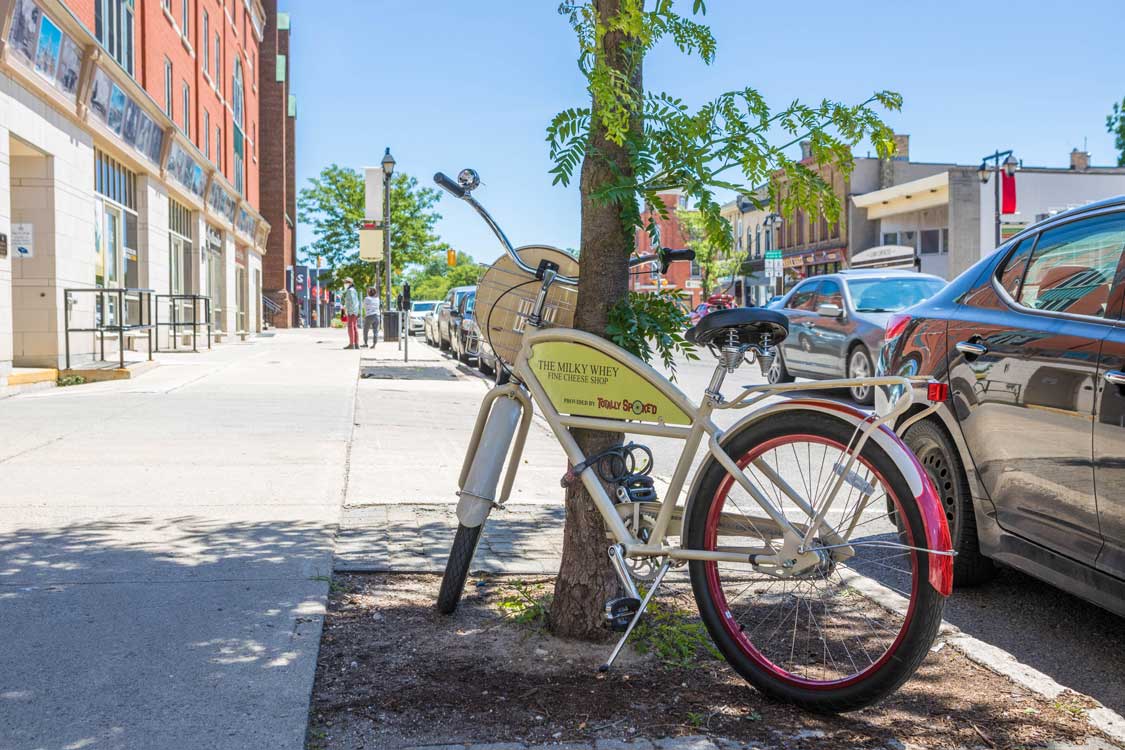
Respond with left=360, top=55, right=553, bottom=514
left=686, top=398, right=953, bottom=596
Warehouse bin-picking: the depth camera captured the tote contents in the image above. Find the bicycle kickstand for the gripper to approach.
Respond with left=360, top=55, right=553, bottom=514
left=598, top=557, right=672, bottom=673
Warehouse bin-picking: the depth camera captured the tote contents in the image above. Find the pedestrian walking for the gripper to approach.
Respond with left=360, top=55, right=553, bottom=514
left=342, top=277, right=360, bottom=349
left=362, top=287, right=381, bottom=348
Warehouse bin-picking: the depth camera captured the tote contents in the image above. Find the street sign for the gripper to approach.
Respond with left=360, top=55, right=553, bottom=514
left=764, top=250, right=783, bottom=279
left=359, top=220, right=384, bottom=261
left=364, top=168, right=385, bottom=221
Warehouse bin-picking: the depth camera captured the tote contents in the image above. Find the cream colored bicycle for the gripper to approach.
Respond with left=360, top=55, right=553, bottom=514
left=432, top=169, right=954, bottom=712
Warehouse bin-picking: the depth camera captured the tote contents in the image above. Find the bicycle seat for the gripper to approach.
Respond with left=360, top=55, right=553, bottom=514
left=685, top=307, right=789, bottom=348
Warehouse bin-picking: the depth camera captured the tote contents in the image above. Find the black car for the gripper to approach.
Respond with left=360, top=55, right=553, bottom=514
left=881, top=196, right=1125, bottom=616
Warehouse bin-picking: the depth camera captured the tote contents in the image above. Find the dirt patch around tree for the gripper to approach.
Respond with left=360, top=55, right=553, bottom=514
left=307, top=573, right=1105, bottom=749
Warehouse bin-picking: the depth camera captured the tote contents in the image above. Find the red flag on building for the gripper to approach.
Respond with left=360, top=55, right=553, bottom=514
left=1001, top=172, right=1017, bottom=214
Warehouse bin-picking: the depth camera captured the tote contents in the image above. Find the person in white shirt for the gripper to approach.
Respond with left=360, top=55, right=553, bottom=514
left=362, top=288, right=381, bottom=347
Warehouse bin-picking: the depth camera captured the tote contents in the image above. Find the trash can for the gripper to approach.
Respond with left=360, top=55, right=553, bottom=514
left=382, top=311, right=400, bottom=342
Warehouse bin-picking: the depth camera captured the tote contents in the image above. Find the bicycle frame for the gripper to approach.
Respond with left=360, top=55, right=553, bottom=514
left=458, top=324, right=953, bottom=592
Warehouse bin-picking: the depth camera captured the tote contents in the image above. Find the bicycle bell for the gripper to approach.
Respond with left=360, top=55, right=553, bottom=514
left=457, top=168, right=480, bottom=192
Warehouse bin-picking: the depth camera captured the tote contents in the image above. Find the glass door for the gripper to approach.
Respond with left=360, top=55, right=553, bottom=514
left=236, top=266, right=247, bottom=332
left=103, top=204, right=122, bottom=326
left=208, top=243, right=224, bottom=330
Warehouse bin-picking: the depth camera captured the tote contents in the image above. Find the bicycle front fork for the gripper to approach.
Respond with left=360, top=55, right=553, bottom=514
left=456, top=384, right=533, bottom=527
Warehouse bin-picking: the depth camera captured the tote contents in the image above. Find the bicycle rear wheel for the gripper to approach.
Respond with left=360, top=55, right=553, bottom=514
left=437, top=523, right=484, bottom=614
left=686, top=410, right=944, bottom=712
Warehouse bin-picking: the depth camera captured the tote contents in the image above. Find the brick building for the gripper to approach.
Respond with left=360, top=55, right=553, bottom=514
left=0, top=0, right=272, bottom=385
left=630, top=190, right=705, bottom=308
left=258, top=0, right=294, bottom=326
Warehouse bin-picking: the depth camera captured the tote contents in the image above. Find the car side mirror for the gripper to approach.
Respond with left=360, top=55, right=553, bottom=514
left=817, top=303, right=844, bottom=318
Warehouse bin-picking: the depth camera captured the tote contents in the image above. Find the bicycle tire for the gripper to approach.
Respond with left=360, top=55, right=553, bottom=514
left=686, top=410, right=944, bottom=712
left=436, top=522, right=484, bottom=614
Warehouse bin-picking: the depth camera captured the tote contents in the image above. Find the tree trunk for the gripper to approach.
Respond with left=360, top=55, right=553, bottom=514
left=550, top=0, right=642, bottom=641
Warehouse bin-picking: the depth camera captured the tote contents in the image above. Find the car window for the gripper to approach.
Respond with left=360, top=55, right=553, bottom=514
left=996, top=236, right=1037, bottom=298
left=846, top=277, right=945, bottom=312
left=1017, top=213, right=1125, bottom=318
left=787, top=282, right=818, bottom=311
left=817, top=279, right=843, bottom=309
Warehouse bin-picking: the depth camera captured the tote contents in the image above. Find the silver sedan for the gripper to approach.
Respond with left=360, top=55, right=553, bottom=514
left=766, top=269, right=946, bottom=403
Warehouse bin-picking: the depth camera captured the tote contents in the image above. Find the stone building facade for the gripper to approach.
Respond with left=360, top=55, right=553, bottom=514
left=0, top=0, right=271, bottom=384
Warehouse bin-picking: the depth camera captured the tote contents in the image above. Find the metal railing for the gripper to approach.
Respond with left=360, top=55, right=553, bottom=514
left=154, top=294, right=213, bottom=353
left=262, top=295, right=282, bottom=329
left=64, top=288, right=156, bottom=370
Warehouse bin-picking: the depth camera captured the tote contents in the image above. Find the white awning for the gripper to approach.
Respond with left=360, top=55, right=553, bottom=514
left=850, top=245, right=917, bottom=270
left=852, top=172, right=949, bottom=219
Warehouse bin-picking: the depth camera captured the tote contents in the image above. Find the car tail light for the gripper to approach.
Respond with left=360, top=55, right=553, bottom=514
left=884, top=313, right=911, bottom=343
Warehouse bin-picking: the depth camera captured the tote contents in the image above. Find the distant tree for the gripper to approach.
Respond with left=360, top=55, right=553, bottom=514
left=680, top=209, right=739, bottom=296
left=1108, top=98, right=1125, bottom=166
left=405, top=251, right=486, bottom=300
left=297, top=166, right=450, bottom=293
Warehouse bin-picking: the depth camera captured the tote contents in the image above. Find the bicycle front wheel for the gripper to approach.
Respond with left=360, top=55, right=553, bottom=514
left=436, top=523, right=484, bottom=614
left=686, top=410, right=944, bottom=712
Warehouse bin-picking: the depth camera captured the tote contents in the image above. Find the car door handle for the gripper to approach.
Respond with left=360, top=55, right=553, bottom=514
left=1104, top=370, right=1125, bottom=386
left=955, top=341, right=988, bottom=357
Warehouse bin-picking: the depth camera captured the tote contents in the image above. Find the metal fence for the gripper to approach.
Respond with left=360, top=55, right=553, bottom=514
left=63, top=288, right=156, bottom=370
left=154, top=294, right=213, bottom=353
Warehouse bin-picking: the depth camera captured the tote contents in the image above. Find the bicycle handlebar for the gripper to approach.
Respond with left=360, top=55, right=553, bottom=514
left=433, top=172, right=466, bottom=199
left=433, top=170, right=696, bottom=287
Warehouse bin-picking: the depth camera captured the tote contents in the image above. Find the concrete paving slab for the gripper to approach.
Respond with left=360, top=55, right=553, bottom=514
left=1, top=578, right=328, bottom=750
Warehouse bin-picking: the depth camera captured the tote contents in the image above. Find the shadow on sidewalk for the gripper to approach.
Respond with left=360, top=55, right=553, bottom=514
left=0, top=516, right=333, bottom=750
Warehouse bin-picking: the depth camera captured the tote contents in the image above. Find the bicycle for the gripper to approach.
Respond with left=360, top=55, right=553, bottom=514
left=432, top=168, right=954, bottom=712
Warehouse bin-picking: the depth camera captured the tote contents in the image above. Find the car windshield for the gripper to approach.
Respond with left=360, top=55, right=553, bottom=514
left=412, top=302, right=436, bottom=312
left=846, top=277, right=945, bottom=312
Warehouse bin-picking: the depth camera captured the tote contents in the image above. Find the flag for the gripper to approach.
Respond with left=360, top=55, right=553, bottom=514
left=1001, top=172, right=1017, bottom=214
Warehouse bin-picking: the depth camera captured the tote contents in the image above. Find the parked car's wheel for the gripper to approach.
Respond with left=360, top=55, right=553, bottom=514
left=478, top=352, right=494, bottom=376
left=495, top=362, right=511, bottom=386
left=903, top=418, right=995, bottom=586
left=457, top=334, right=471, bottom=364
left=767, top=351, right=794, bottom=384
left=847, top=346, right=875, bottom=405
left=439, top=328, right=451, bottom=351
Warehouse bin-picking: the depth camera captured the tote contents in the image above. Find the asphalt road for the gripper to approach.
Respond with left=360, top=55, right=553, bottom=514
left=437, top=337, right=1125, bottom=717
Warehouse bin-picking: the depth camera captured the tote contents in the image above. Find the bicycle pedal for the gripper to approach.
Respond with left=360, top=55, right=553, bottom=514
left=604, top=597, right=641, bottom=631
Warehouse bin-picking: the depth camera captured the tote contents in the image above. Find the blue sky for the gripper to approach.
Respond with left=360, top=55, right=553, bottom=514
left=288, top=0, right=1124, bottom=265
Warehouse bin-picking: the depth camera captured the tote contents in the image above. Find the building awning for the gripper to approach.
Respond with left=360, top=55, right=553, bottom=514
left=850, top=245, right=917, bottom=270
left=852, top=172, right=949, bottom=219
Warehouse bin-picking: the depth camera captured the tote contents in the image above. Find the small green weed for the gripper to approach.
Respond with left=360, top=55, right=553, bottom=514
left=631, top=595, right=720, bottom=668
left=1051, top=699, right=1087, bottom=718
left=497, top=580, right=551, bottom=627
left=57, top=375, right=87, bottom=387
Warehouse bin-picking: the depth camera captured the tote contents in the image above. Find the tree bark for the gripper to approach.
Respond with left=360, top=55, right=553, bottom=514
left=550, top=0, right=642, bottom=641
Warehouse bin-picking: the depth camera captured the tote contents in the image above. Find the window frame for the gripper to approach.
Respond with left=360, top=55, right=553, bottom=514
left=181, top=80, right=190, bottom=138
left=991, top=208, right=1125, bottom=324
left=163, top=57, right=173, bottom=116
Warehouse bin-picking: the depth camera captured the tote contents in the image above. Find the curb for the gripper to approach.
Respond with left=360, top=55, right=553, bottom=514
left=941, top=631, right=1125, bottom=747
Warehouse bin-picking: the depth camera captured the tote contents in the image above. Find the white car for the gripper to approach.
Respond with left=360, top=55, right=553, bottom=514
left=409, top=300, right=438, bottom=336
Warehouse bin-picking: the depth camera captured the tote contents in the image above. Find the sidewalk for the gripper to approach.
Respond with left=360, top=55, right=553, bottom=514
left=335, top=339, right=570, bottom=575
left=0, top=330, right=359, bottom=750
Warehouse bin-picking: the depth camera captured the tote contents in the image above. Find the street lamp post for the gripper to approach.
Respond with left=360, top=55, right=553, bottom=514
left=978, top=150, right=1019, bottom=250
left=381, top=148, right=395, bottom=314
